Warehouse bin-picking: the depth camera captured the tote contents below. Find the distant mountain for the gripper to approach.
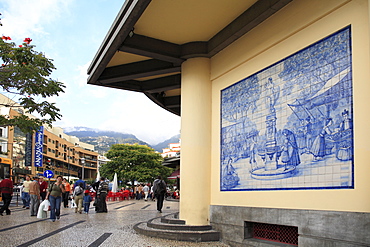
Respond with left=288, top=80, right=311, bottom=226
left=64, top=127, right=150, bottom=154
left=152, top=134, right=180, bottom=152
left=64, top=127, right=180, bottom=154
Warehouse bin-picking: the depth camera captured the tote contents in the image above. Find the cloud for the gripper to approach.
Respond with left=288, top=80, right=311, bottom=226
left=100, top=92, right=181, bottom=144
left=0, top=0, right=73, bottom=41
left=1, top=0, right=181, bottom=145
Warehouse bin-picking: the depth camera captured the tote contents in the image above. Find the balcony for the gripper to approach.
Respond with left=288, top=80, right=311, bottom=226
left=13, top=167, right=32, bottom=175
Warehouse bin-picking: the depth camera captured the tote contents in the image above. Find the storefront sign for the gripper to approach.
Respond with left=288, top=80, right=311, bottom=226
left=25, top=133, right=33, bottom=166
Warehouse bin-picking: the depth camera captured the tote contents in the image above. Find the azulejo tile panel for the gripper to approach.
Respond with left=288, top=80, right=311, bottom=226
left=220, top=26, right=354, bottom=191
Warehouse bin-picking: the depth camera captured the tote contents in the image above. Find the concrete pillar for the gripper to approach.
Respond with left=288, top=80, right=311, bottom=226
left=179, top=57, right=211, bottom=225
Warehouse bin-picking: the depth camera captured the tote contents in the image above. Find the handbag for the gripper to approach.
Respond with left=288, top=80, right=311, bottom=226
left=42, top=199, right=50, bottom=212
left=71, top=198, right=77, bottom=208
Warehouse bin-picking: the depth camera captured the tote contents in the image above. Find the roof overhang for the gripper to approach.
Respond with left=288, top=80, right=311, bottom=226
left=87, top=0, right=293, bottom=116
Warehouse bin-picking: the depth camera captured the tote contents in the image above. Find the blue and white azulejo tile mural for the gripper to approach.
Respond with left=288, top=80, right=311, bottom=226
left=220, top=26, right=354, bottom=191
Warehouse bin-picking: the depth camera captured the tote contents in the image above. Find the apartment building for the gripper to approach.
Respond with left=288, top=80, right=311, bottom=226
left=0, top=94, right=98, bottom=182
left=40, top=126, right=98, bottom=182
left=161, top=141, right=180, bottom=158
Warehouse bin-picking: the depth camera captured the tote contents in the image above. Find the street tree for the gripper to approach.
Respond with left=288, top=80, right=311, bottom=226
left=0, top=13, right=65, bottom=133
left=101, top=143, right=172, bottom=186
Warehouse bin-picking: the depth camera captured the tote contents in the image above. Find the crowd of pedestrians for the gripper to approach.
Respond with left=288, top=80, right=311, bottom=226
left=0, top=175, right=175, bottom=221
left=0, top=175, right=109, bottom=221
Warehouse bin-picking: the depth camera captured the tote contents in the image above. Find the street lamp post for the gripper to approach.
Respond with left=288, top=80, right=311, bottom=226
left=65, top=145, right=75, bottom=182
left=81, top=157, right=85, bottom=180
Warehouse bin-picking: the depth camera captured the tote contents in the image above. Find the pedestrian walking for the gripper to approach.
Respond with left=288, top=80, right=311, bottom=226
left=150, top=185, right=155, bottom=201
left=29, top=176, right=40, bottom=216
left=22, top=175, right=32, bottom=209
left=96, top=177, right=108, bottom=213
left=143, top=184, right=150, bottom=201
left=62, top=178, right=71, bottom=208
left=73, top=182, right=84, bottom=214
left=92, top=180, right=100, bottom=211
left=153, top=176, right=166, bottom=213
left=46, top=175, right=65, bottom=222
left=0, top=174, right=13, bottom=216
left=137, top=184, right=143, bottom=200
left=39, top=177, right=48, bottom=201
left=83, top=190, right=92, bottom=214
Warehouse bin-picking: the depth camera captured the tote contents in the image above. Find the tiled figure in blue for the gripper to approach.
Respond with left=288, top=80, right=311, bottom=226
left=280, top=129, right=300, bottom=170
left=222, top=158, right=240, bottom=189
left=310, top=118, right=334, bottom=161
left=333, top=109, right=353, bottom=161
left=297, top=116, right=313, bottom=154
left=249, top=131, right=259, bottom=171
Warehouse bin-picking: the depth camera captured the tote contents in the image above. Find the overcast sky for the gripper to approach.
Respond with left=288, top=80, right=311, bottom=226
left=0, top=0, right=181, bottom=145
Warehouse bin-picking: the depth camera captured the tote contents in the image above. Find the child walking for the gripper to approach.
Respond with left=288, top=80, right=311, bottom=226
left=83, top=190, right=93, bottom=214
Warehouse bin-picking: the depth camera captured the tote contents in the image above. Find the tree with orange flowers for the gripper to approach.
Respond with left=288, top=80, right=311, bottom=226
left=0, top=13, right=65, bottom=133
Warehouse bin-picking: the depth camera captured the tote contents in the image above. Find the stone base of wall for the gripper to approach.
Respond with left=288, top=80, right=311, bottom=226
left=210, top=205, right=370, bottom=247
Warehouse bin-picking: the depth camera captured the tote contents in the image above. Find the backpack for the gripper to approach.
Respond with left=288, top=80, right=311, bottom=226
left=155, top=180, right=166, bottom=194
left=98, top=181, right=108, bottom=193
left=75, top=186, right=83, bottom=196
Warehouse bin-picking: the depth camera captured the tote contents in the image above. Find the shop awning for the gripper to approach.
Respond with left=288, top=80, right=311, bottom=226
left=167, top=169, right=180, bottom=179
left=0, top=157, right=12, bottom=165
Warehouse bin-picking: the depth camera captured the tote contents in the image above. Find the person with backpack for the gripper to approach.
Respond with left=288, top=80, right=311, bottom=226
left=96, top=177, right=108, bottom=213
left=73, top=182, right=84, bottom=214
left=153, top=176, right=167, bottom=213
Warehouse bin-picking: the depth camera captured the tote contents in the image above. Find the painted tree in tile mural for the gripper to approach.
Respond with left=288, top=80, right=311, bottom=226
left=0, top=13, right=65, bottom=133
left=101, top=143, right=172, bottom=186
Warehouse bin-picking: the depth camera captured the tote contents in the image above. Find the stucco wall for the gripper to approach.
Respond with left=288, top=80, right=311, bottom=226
left=210, top=0, right=370, bottom=212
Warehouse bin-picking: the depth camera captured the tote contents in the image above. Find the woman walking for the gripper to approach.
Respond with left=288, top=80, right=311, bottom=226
left=62, top=178, right=71, bottom=208
left=46, top=175, right=65, bottom=222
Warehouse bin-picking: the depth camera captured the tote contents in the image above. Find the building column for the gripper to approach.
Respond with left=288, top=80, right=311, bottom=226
left=180, top=57, right=211, bottom=225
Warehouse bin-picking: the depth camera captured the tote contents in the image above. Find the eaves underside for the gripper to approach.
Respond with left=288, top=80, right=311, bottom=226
left=87, top=0, right=293, bottom=116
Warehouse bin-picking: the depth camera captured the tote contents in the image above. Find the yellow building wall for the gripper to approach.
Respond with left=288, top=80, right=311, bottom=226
left=210, top=0, right=370, bottom=212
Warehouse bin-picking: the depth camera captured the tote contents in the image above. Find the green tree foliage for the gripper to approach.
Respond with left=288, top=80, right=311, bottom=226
left=0, top=14, right=65, bottom=133
left=101, top=143, right=172, bottom=185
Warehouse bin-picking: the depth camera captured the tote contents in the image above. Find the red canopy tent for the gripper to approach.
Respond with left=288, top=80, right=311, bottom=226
left=167, top=169, right=180, bottom=180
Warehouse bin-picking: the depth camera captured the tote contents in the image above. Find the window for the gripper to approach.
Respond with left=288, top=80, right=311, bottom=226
left=0, top=127, right=8, bottom=138
left=245, top=222, right=298, bottom=246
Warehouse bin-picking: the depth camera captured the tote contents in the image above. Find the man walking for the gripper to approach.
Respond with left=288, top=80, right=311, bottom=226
left=153, top=176, right=166, bottom=213
left=73, top=182, right=84, bottom=214
left=0, top=175, right=13, bottom=216
left=29, top=176, right=40, bottom=216
left=22, top=175, right=32, bottom=209
left=39, top=177, right=48, bottom=201
left=96, top=177, right=108, bottom=213
left=143, top=184, right=150, bottom=201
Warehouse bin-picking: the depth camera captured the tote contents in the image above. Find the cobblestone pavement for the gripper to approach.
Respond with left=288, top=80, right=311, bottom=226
left=0, top=199, right=230, bottom=247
